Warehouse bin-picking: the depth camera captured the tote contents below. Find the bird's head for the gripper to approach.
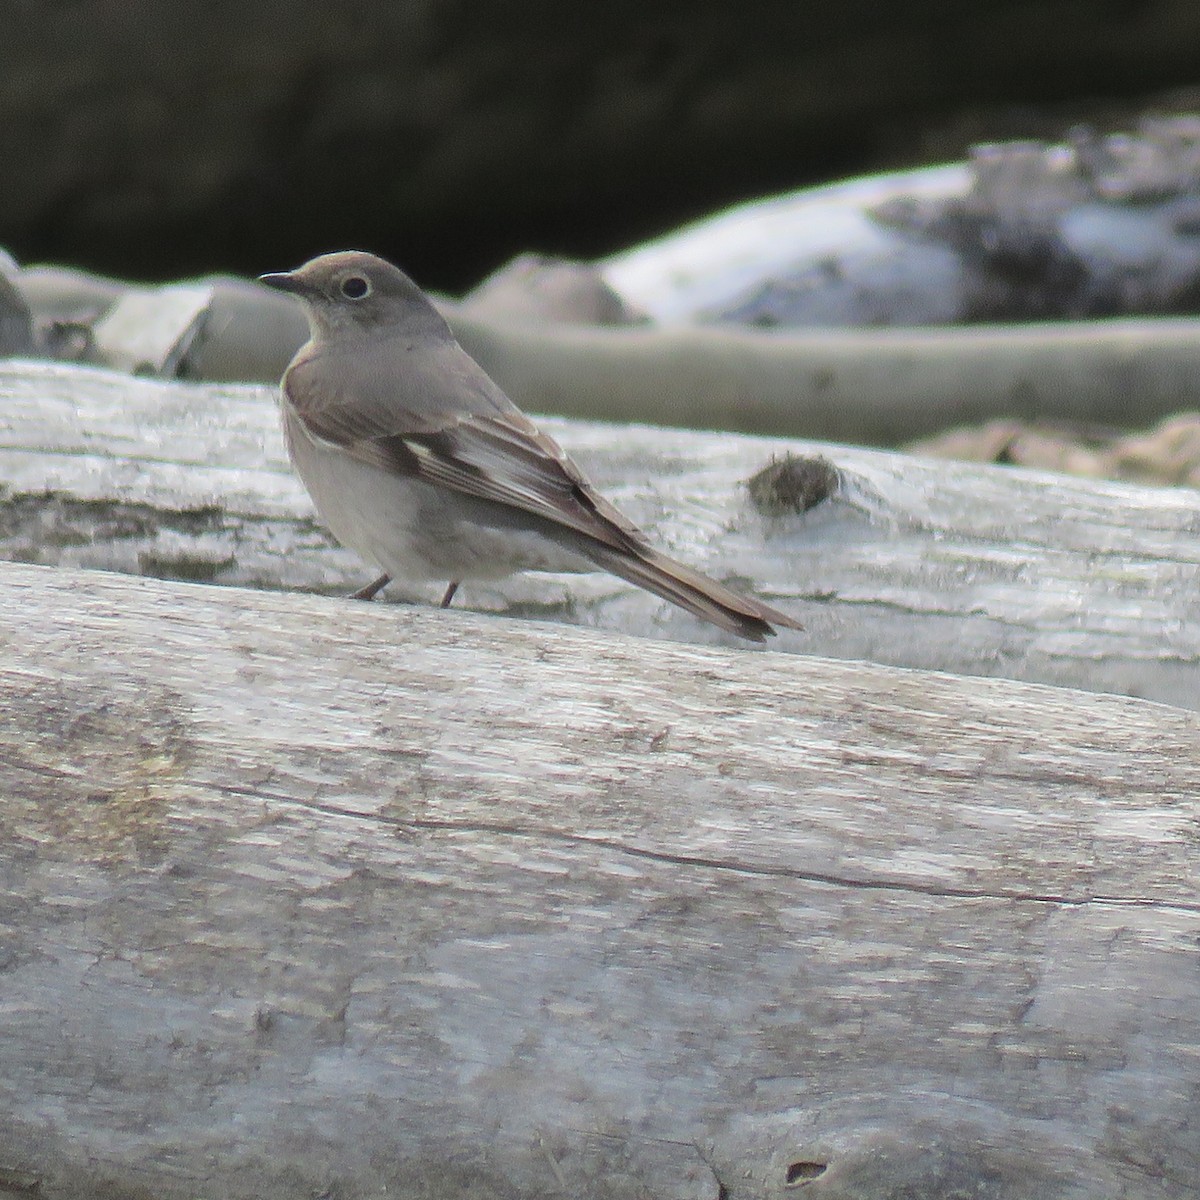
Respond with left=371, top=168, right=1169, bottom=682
left=260, top=251, right=447, bottom=341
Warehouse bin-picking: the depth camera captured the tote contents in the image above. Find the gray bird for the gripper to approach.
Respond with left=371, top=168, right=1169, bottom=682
left=260, top=251, right=802, bottom=641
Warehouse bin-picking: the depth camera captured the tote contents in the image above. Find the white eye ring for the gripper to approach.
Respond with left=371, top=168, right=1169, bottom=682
left=340, top=275, right=371, bottom=300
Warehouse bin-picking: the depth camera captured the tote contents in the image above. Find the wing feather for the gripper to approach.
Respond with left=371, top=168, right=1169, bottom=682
left=283, top=343, right=648, bottom=554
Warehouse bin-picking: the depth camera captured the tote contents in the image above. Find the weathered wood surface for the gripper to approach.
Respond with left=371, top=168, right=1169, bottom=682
left=2, top=360, right=1198, bottom=709
left=600, top=164, right=970, bottom=324
left=10, top=266, right=1200, bottom=441
left=1, top=561, right=1198, bottom=1200
left=447, top=312, right=1200, bottom=443
left=601, top=120, right=1200, bottom=328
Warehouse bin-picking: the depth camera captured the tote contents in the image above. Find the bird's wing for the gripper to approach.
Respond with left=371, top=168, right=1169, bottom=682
left=283, top=343, right=649, bottom=554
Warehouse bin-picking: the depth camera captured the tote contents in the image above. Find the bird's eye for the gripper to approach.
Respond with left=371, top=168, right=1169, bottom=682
left=340, top=275, right=371, bottom=300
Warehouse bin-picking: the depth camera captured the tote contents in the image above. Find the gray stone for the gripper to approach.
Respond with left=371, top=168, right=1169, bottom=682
left=0, top=253, right=33, bottom=357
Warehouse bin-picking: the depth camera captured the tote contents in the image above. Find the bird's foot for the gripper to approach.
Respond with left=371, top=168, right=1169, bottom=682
left=349, top=574, right=391, bottom=601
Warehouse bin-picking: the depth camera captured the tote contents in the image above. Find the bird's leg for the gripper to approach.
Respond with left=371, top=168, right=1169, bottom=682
left=439, top=581, right=460, bottom=608
left=349, top=573, right=391, bottom=601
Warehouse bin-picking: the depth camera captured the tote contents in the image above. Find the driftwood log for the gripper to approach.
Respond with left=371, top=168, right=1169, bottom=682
left=9, top=264, right=1200, bottom=441
left=601, top=120, right=1200, bottom=328
left=447, top=312, right=1200, bottom=443
left=1, top=360, right=1197, bottom=710
left=1, top=560, right=1198, bottom=1200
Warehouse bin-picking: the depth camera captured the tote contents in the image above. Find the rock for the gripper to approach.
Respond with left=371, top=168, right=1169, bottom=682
left=908, top=411, right=1200, bottom=488
left=176, top=277, right=309, bottom=382
left=0, top=253, right=33, bottom=357
left=461, top=253, right=643, bottom=325
left=12, top=265, right=128, bottom=324
left=11, top=268, right=309, bottom=381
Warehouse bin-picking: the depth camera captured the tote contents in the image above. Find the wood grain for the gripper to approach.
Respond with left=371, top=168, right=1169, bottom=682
left=1, top=562, right=1197, bottom=1199
left=1, top=360, right=1198, bottom=708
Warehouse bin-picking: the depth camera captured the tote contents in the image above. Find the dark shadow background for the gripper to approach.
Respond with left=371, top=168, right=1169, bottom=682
left=4, top=0, right=1199, bottom=290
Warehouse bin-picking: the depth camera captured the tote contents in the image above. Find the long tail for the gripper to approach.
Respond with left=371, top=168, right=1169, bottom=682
left=584, top=544, right=803, bottom=642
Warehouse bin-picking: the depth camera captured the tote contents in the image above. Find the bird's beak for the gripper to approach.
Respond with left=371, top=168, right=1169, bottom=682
left=259, top=270, right=310, bottom=295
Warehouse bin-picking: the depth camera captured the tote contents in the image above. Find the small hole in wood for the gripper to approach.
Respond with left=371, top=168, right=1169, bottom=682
left=785, top=1160, right=827, bottom=1186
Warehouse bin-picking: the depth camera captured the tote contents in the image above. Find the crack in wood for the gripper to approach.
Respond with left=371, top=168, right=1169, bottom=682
left=202, top=781, right=1200, bottom=914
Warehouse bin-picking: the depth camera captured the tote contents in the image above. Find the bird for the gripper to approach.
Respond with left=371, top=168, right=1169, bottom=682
left=259, top=251, right=802, bottom=642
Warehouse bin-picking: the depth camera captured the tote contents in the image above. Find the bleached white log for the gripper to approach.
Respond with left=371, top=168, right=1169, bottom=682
left=12, top=266, right=1200, bottom=441
left=600, top=164, right=970, bottom=323
left=1, top=360, right=1197, bottom=708
left=447, top=311, right=1200, bottom=442
left=1, top=561, right=1197, bottom=1200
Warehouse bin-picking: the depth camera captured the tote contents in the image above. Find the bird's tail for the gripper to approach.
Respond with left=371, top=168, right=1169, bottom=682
left=584, top=544, right=803, bottom=642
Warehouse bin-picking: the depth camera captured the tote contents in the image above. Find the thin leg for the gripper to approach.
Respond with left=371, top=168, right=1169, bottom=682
left=349, top=573, right=391, bottom=601
left=439, top=581, right=460, bottom=609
